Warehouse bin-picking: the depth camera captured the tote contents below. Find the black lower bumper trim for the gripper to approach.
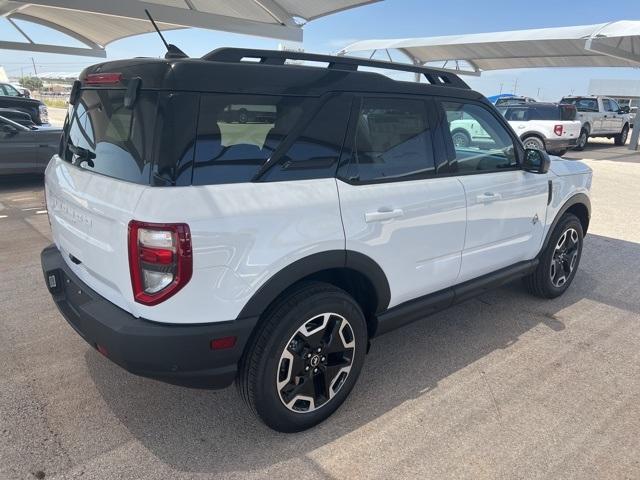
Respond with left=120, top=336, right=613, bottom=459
left=41, top=244, right=258, bottom=389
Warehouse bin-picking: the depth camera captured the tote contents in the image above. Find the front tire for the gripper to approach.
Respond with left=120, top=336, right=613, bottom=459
left=237, top=282, right=367, bottom=432
left=524, top=213, right=583, bottom=298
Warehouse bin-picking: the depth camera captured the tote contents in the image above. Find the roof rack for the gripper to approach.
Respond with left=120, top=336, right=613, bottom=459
left=202, top=48, right=470, bottom=89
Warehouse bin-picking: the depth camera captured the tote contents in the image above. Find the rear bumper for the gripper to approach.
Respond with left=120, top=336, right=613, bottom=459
left=41, top=244, right=258, bottom=389
left=546, top=137, right=577, bottom=151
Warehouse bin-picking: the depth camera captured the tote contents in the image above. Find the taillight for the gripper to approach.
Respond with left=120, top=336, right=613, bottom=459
left=85, top=73, right=122, bottom=85
left=554, top=124, right=564, bottom=136
left=128, top=221, right=192, bottom=306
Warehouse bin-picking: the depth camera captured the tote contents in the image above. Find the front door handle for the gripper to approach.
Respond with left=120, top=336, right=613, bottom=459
left=476, top=192, right=502, bottom=203
left=365, top=208, right=404, bottom=223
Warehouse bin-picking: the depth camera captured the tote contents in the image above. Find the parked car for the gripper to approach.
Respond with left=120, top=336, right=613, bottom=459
left=449, top=103, right=580, bottom=156
left=0, top=108, right=37, bottom=128
left=0, top=115, right=61, bottom=175
left=41, top=49, right=592, bottom=432
left=559, top=96, right=631, bottom=150
left=494, top=95, right=537, bottom=107
left=499, top=103, right=581, bottom=156
left=0, top=82, right=49, bottom=126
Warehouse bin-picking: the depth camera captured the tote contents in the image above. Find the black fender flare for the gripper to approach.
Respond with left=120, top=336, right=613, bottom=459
left=540, top=193, right=591, bottom=253
left=237, top=250, right=391, bottom=319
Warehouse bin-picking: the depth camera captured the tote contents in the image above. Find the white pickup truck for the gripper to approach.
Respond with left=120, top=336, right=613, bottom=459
left=559, top=96, right=631, bottom=150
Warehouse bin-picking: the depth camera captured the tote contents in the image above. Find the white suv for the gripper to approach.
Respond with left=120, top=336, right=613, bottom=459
left=41, top=49, right=593, bottom=432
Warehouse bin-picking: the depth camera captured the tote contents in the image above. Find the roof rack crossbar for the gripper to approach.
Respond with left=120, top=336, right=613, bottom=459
left=202, top=48, right=470, bottom=89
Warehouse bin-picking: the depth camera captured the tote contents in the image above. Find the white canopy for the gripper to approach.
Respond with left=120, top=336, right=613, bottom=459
left=0, top=0, right=380, bottom=57
left=339, top=21, right=640, bottom=75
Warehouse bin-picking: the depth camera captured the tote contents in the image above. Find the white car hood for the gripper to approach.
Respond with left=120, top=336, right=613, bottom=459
left=549, top=156, right=592, bottom=177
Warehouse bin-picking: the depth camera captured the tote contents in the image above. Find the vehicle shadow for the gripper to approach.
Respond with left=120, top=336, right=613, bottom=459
left=85, top=232, right=640, bottom=474
left=0, top=174, right=44, bottom=192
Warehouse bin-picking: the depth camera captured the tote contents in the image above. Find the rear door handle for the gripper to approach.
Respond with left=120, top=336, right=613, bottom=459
left=476, top=192, right=502, bottom=203
left=365, top=208, right=404, bottom=223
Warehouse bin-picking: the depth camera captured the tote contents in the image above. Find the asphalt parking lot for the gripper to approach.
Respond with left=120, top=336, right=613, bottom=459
left=1, top=140, right=639, bottom=479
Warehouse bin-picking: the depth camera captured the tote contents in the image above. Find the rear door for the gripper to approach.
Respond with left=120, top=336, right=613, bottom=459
left=336, top=95, right=466, bottom=308
left=437, top=100, right=549, bottom=282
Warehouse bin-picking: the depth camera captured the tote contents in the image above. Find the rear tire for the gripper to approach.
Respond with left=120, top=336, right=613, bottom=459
left=524, top=213, right=583, bottom=299
left=237, top=282, right=367, bottom=432
left=451, top=130, right=471, bottom=148
left=523, top=136, right=545, bottom=151
left=574, top=129, right=588, bottom=151
left=614, top=124, right=629, bottom=146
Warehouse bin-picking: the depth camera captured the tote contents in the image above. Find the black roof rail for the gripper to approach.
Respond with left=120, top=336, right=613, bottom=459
left=202, top=48, right=470, bottom=89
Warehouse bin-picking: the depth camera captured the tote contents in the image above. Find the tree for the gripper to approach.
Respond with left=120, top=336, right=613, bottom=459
left=19, top=76, right=43, bottom=91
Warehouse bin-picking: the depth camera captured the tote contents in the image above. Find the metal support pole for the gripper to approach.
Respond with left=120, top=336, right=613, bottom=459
left=629, top=125, right=639, bottom=151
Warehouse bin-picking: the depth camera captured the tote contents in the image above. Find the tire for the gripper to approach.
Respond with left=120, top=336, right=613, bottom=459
left=237, top=281, right=367, bottom=432
left=614, top=124, right=629, bottom=146
left=574, top=129, right=588, bottom=151
left=237, top=108, right=249, bottom=124
left=451, top=130, right=471, bottom=148
left=522, top=136, right=545, bottom=151
left=524, top=213, right=583, bottom=299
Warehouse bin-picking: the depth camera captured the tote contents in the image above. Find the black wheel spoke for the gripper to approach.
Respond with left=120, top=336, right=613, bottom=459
left=276, top=312, right=356, bottom=413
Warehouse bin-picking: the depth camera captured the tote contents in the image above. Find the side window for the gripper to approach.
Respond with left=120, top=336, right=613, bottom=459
left=602, top=99, right=614, bottom=112
left=442, top=101, right=517, bottom=174
left=262, top=95, right=351, bottom=182
left=192, top=95, right=305, bottom=185
left=347, top=97, right=435, bottom=182
left=609, top=99, right=620, bottom=112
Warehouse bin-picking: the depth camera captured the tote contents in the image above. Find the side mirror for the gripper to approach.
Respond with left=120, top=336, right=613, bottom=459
left=619, top=106, right=630, bottom=114
left=0, top=124, right=19, bottom=136
left=522, top=148, right=550, bottom=174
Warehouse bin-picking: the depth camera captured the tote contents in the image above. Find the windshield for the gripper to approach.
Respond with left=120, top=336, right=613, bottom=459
left=61, top=89, right=158, bottom=184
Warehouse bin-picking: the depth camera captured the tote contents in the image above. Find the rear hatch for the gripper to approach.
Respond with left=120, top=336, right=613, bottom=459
left=46, top=64, right=195, bottom=315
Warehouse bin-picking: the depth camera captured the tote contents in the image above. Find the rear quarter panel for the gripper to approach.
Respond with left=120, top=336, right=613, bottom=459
left=133, top=179, right=344, bottom=324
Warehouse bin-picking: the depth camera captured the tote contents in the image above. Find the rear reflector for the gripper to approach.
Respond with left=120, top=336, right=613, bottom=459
left=211, top=336, right=237, bottom=350
left=128, top=221, right=192, bottom=306
left=85, top=73, right=122, bottom=85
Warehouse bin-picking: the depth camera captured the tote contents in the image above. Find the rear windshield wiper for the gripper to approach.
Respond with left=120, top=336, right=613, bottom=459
left=68, top=144, right=96, bottom=168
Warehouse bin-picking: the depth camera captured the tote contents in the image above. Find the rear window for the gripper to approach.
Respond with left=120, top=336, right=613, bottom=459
left=561, top=97, right=598, bottom=113
left=61, top=89, right=158, bottom=184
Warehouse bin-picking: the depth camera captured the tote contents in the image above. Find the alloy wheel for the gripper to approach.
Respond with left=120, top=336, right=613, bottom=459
left=550, top=227, right=580, bottom=288
left=276, top=313, right=355, bottom=413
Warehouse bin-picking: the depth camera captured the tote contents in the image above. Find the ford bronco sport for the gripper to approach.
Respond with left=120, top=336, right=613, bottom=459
left=41, top=49, right=592, bottom=432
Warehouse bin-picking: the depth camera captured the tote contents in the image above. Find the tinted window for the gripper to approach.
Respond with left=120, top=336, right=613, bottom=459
left=192, top=95, right=306, bottom=185
left=62, top=89, right=158, bottom=184
left=346, top=97, right=435, bottom=182
left=262, top=95, right=351, bottom=182
left=443, top=101, right=517, bottom=173
left=501, top=107, right=530, bottom=121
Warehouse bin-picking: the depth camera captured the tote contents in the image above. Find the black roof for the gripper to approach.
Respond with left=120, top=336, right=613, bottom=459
left=81, top=48, right=485, bottom=102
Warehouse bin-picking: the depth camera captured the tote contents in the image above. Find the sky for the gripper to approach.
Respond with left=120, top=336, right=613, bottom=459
left=0, top=0, right=638, bottom=100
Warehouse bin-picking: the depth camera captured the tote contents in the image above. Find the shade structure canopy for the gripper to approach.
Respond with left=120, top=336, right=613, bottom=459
left=0, top=0, right=380, bottom=57
left=339, top=21, right=640, bottom=75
